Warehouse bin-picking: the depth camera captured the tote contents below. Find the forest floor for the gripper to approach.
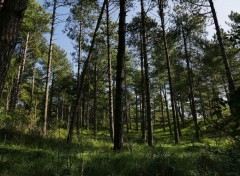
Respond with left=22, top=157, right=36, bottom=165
left=0, top=124, right=239, bottom=176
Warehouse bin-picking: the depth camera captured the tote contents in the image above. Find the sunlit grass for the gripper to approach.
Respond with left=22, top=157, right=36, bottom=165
left=0, top=124, right=239, bottom=176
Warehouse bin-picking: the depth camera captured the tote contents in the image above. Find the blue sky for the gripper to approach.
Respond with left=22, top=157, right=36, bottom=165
left=36, top=0, right=240, bottom=64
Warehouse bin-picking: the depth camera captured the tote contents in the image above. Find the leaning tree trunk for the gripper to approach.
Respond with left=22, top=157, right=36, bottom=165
left=158, top=0, right=179, bottom=144
left=140, top=0, right=153, bottom=146
left=113, top=0, right=126, bottom=151
left=43, top=0, right=57, bottom=136
left=67, top=0, right=107, bottom=143
left=0, top=0, right=28, bottom=97
left=208, top=0, right=235, bottom=95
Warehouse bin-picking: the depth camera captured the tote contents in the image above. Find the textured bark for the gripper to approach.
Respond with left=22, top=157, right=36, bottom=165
left=43, top=0, right=57, bottom=136
left=113, top=0, right=126, bottom=150
left=0, top=0, right=28, bottom=96
left=158, top=0, right=179, bottom=144
left=106, top=0, right=114, bottom=141
left=140, top=0, right=153, bottom=146
left=67, top=0, right=107, bottom=143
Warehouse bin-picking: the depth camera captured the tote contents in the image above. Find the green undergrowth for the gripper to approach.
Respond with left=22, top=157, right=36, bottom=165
left=0, top=126, right=239, bottom=176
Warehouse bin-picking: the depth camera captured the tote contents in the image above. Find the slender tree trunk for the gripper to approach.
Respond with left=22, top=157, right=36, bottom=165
left=163, top=86, right=172, bottom=135
left=198, top=90, right=206, bottom=124
left=0, top=0, right=28, bottom=96
left=43, top=0, right=57, bottom=136
left=140, top=43, right=146, bottom=140
left=140, top=0, right=153, bottom=146
left=106, top=0, right=114, bottom=141
left=208, top=0, right=235, bottom=95
left=174, top=99, right=182, bottom=137
left=135, top=92, right=138, bottom=130
left=93, top=62, right=97, bottom=136
left=30, top=66, right=35, bottom=113
left=48, top=72, right=55, bottom=120
left=181, top=21, right=200, bottom=140
left=9, top=32, right=29, bottom=111
left=67, top=0, right=107, bottom=143
left=76, top=9, right=83, bottom=135
left=158, top=0, right=179, bottom=144
left=113, top=0, right=126, bottom=150
left=160, top=87, right=166, bottom=132
left=179, top=95, right=185, bottom=127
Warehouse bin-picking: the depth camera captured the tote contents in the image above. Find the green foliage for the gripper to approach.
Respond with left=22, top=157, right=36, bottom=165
left=0, top=126, right=239, bottom=176
left=0, top=112, right=30, bottom=131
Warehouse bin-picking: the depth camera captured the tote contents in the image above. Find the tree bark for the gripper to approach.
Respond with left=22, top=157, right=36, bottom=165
left=163, top=86, right=172, bottom=135
left=43, top=0, right=57, bottom=136
left=160, top=87, right=166, bottom=132
left=158, top=0, right=179, bottom=144
left=9, top=32, right=29, bottom=111
left=106, top=0, right=114, bottom=141
left=0, top=0, right=28, bottom=96
left=93, top=61, right=97, bottom=136
left=208, top=0, right=235, bottom=95
left=140, top=0, right=153, bottom=146
left=113, top=0, right=126, bottom=150
left=67, top=0, right=107, bottom=143
left=181, top=21, right=200, bottom=140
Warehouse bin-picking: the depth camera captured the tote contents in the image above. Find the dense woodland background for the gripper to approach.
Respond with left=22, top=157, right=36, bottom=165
left=0, top=0, right=240, bottom=175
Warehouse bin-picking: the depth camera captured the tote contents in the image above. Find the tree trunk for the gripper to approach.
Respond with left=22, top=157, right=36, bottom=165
left=9, top=32, right=29, bottom=111
left=43, top=0, right=57, bottom=136
left=0, top=0, right=28, bottom=96
left=181, top=21, right=200, bottom=140
left=113, top=0, right=126, bottom=150
left=106, top=0, right=114, bottom=141
left=163, top=86, right=172, bottom=135
left=93, top=61, right=97, bottom=136
left=67, top=0, right=107, bottom=143
left=140, top=43, right=146, bottom=140
left=30, top=66, right=35, bottom=113
left=140, top=0, right=153, bottom=146
left=160, top=87, right=166, bottom=132
left=135, top=91, right=138, bottom=130
left=158, top=0, right=179, bottom=144
left=208, top=0, right=235, bottom=95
